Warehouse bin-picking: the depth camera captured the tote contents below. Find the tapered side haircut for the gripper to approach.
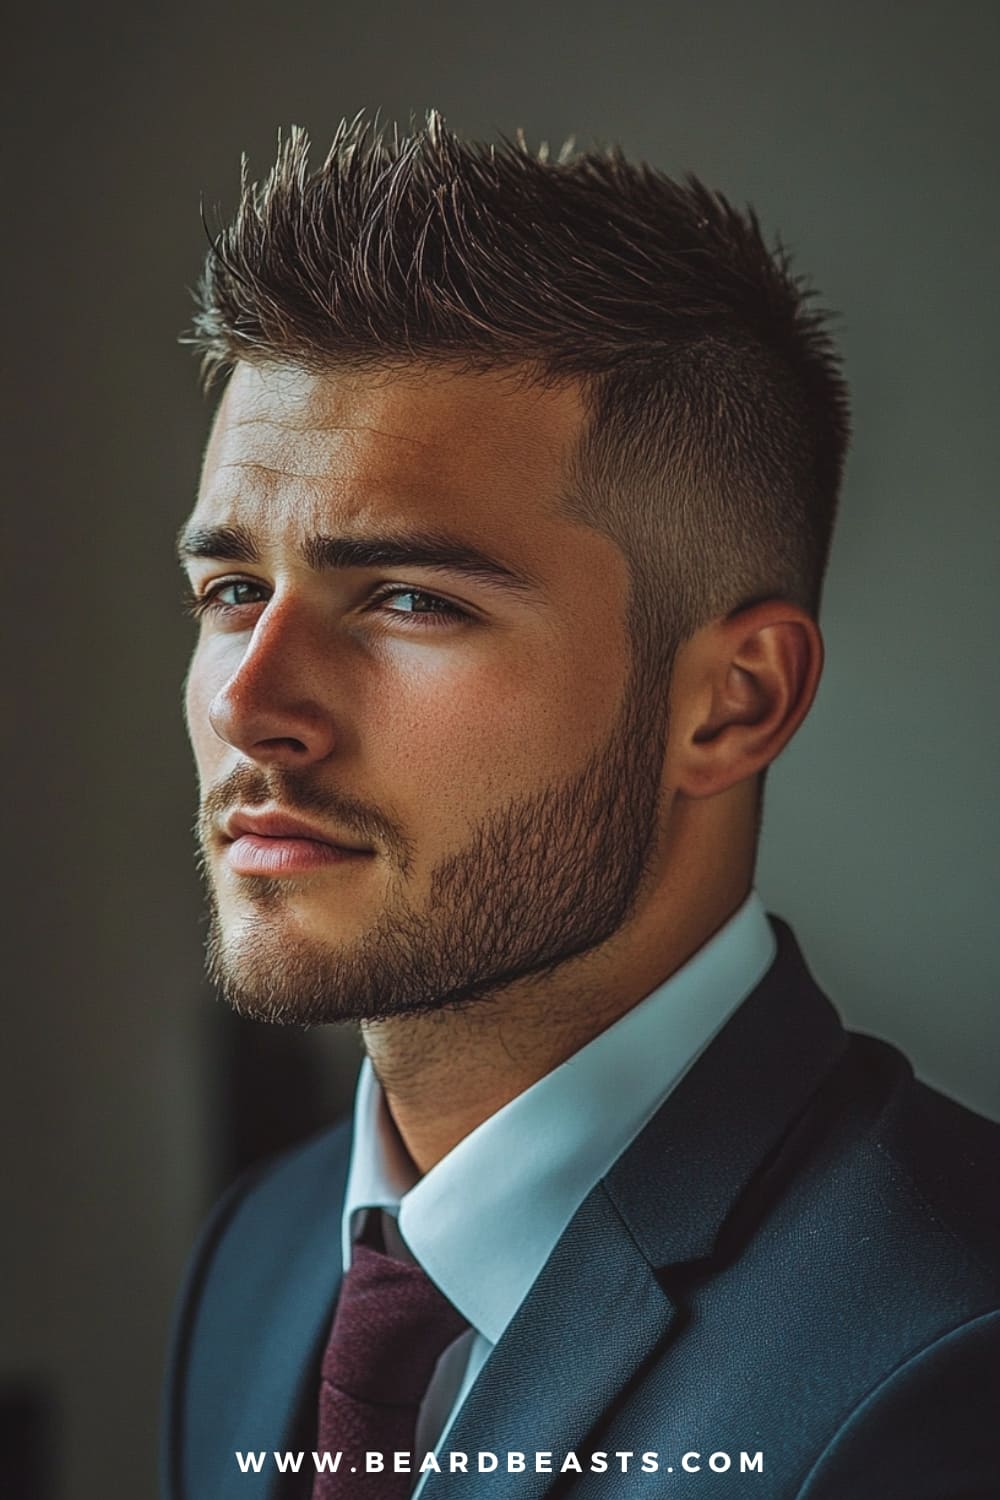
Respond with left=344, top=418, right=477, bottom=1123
left=188, top=112, right=850, bottom=683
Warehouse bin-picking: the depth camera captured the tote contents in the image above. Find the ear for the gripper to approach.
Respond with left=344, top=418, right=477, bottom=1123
left=664, top=600, right=824, bottom=799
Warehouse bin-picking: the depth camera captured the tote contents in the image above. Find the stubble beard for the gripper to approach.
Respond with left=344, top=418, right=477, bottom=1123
left=201, top=662, right=668, bottom=1027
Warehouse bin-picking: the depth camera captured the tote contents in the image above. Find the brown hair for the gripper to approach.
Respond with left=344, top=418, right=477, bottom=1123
left=187, top=111, right=850, bottom=683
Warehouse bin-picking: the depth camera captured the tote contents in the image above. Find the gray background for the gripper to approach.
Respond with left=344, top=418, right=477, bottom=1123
left=4, top=3, right=998, bottom=1497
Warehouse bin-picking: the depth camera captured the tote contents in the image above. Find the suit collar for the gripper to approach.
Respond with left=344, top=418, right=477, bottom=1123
left=604, top=916, right=848, bottom=1267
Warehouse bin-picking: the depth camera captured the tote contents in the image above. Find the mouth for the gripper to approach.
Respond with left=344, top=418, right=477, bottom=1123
left=220, top=809, right=375, bottom=878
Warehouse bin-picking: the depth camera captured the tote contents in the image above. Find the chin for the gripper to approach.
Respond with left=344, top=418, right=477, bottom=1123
left=206, top=921, right=353, bottom=1026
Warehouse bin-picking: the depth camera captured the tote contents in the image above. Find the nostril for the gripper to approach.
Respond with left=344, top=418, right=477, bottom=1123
left=257, top=736, right=310, bottom=756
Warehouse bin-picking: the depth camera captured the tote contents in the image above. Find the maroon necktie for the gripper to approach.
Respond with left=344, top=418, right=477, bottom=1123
left=311, top=1234, right=469, bottom=1499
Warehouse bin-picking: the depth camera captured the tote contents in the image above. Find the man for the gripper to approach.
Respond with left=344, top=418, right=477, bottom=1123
left=162, top=114, right=999, bottom=1498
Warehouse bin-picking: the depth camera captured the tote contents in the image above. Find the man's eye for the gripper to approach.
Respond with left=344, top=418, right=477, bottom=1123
left=185, top=579, right=269, bottom=617
left=370, top=587, right=469, bottom=625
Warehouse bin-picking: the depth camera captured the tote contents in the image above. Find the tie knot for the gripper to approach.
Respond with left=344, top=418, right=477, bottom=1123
left=321, top=1243, right=469, bottom=1408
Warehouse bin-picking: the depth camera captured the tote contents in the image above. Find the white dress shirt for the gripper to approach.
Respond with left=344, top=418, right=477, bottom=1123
left=340, top=890, right=776, bottom=1484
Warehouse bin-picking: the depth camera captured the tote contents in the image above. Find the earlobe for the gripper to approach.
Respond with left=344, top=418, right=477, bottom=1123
left=668, top=603, right=823, bottom=799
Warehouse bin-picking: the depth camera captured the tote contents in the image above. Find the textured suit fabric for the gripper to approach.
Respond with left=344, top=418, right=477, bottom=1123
left=161, top=920, right=1000, bottom=1499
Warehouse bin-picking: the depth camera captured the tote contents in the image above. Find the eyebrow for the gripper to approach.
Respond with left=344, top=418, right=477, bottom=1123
left=176, top=522, right=542, bottom=597
left=178, top=523, right=259, bottom=564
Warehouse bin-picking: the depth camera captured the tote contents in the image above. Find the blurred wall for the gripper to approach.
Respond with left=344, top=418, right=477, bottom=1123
left=4, top=2, right=998, bottom=1496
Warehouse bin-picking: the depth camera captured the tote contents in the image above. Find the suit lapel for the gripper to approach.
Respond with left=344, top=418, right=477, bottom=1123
left=420, top=1185, right=678, bottom=1500
left=423, top=918, right=849, bottom=1500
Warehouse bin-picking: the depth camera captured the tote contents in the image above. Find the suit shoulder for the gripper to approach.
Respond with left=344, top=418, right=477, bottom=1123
left=729, top=1033, right=1000, bottom=1343
left=796, top=1306, right=1000, bottom=1497
left=864, top=1049, right=1000, bottom=1279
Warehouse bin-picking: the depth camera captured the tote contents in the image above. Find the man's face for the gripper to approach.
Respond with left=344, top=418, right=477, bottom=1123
left=183, top=361, right=669, bottom=1024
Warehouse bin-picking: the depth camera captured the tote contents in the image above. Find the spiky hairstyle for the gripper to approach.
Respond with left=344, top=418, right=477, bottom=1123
left=188, top=111, right=850, bottom=675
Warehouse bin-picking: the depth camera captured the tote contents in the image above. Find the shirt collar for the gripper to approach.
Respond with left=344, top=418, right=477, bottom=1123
left=342, top=890, right=775, bottom=1345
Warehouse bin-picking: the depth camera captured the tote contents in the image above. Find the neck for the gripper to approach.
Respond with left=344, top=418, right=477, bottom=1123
left=361, top=792, right=755, bottom=1174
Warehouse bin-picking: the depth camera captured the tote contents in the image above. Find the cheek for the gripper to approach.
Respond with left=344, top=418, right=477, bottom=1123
left=367, top=653, right=613, bottom=810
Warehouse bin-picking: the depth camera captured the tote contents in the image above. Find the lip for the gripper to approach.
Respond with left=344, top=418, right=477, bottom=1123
left=221, top=808, right=374, bottom=877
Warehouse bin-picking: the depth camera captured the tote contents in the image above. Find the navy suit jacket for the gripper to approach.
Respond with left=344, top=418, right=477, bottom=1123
left=161, top=920, right=1000, bottom=1497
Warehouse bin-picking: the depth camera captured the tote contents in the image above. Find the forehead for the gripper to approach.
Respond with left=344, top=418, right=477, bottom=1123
left=193, top=361, right=590, bottom=552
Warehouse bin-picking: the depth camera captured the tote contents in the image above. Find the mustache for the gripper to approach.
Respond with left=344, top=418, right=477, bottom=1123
left=198, top=765, right=412, bottom=863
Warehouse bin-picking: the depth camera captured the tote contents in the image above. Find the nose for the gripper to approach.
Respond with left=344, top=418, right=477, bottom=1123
left=207, top=599, right=339, bottom=767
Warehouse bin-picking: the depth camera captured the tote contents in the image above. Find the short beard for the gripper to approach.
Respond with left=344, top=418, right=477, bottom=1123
left=201, top=656, right=668, bottom=1027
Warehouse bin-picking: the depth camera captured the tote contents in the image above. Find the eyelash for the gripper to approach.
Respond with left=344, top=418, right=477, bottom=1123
left=369, top=584, right=469, bottom=626
left=184, top=579, right=469, bottom=628
left=183, top=584, right=254, bottom=621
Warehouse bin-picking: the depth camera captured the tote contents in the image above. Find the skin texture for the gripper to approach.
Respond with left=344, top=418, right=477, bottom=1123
left=183, top=360, right=823, bottom=1172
